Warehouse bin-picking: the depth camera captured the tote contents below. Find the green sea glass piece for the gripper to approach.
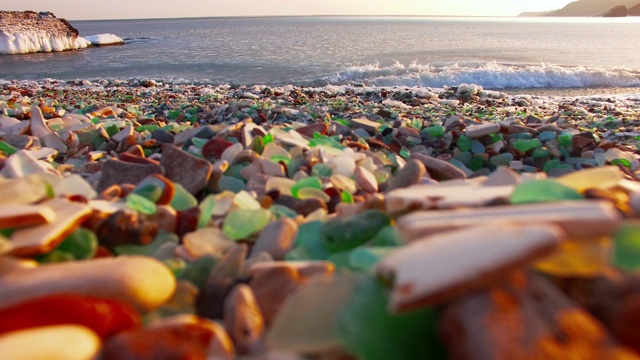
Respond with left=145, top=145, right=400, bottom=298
left=457, top=135, right=472, bottom=152
left=512, top=138, right=542, bottom=152
left=222, top=209, right=271, bottom=240
left=335, top=276, right=445, bottom=360
left=422, top=125, right=445, bottom=138
left=217, top=176, right=246, bottom=193
left=291, top=176, right=322, bottom=199
left=38, top=250, right=75, bottom=263
left=0, top=141, right=18, bottom=155
left=321, top=210, right=391, bottom=253
left=55, top=228, right=98, bottom=260
left=613, top=223, right=640, bottom=271
left=510, top=179, right=583, bottom=204
left=286, top=221, right=329, bottom=260
left=198, top=195, right=216, bottom=228
left=126, top=193, right=157, bottom=215
left=170, top=183, right=198, bottom=211
left=371, top=226, right=405, bottom=247
left=341, top=191, right=354, bottom=204
left=348, top=247, right=397, bottom=272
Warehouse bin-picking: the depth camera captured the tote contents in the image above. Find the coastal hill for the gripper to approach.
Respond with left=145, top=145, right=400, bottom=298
left=519, top=0, right=640, bottom=16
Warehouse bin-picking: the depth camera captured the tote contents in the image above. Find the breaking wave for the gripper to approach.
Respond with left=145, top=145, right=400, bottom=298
left=325, top=61, right=640, bottom=89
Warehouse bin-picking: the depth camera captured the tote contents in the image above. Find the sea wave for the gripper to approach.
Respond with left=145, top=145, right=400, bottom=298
left=324, top=61, right=640, bottom=89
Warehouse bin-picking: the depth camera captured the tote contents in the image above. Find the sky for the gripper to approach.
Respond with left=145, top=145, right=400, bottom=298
left=6, top=0, right=575, bottom=20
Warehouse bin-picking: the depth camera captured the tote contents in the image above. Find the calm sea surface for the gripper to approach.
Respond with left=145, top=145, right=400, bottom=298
left=2, top=16, right=640, bottom=89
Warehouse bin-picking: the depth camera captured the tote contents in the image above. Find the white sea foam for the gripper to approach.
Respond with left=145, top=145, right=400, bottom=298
left=0, top=31, right=87, bottom=55
left=84, top=33, right=123, bottom=46
left=327, top=61, right=640, bottom=89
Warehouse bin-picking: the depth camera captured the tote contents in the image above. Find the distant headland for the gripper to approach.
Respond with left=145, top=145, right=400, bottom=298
left=519, top=0, right=640, bottom=17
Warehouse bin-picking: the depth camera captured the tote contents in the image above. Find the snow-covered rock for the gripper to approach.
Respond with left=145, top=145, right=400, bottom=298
left=0, top=11, right=86, bottom=55
left=84, top=33, right=124, bottom=46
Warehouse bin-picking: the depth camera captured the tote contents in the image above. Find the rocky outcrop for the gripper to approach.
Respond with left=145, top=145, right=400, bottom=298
left=0, top=11, right=87, bottom=55
left=600, top=4, right=628, bottom=16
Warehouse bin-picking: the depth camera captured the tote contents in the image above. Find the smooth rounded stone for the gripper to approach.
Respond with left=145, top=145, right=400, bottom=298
left=376, top=224, right=563, bottom=312
left=0, top=256, right=176, bottom=312
left=336, top=276, right=444, bottom=360
left=266, top=274, right=358, bottom=354
left=151, top=129, right=175, bottom=144
left=328, top=156, right=356, bottom=177
left=182, top=227, right=235, bottom=259
left=294, top=197, right=327, bottom=217
left=54, top=174, right=98, bottom=199
left=221, top=142, right=244, bottom=164
left=245, top=173, right=271, bottom=197
left=354, top=166, right=378, bottom=193
left=160, top=145, right=213, bottom=195
left=0, top=325, right=101, bottom=360
left=321, top=210, right=391, bottom=253
left=265, top=177, right=295, bottom=197
left=483, top=166, right=521, bottom=186
left=411, top=153, right=467, bottom=181
left=555, top=166, right=622, bottom=193
left=196, top=277, right=237, bottom=321
left=2, top=134, right=32, bottom=149
left=111, top=125, right=134, bottom=143
left=329, top=173, right=357, bottom=194
left=510, top=179, right=584, bottom=204
left=224, top=284, right=265, bottom=355
left=465, top=123, right=500, bottom=139
left=349, top=118, right=381, bottom=134
left=9, top=198, right=92, bottom=257
left=250, top=217, right=298, bottom=260
left=248, top=261, right=335, bottom=326
left=1, top=149, right=58, bottom=178
left=0, top=293, right=139, bottom=339
left=296, top=122, right=328, bottom=138
left=209, top=243, right=249, bottom=281
left=489, top=153, right=514, bottom=168
left=0, top=176, right=49, bottom=206
left=96, top=209, right=158, bottom=250
left=103, top=315, right=235, bottom=359
left=28, top=105, right=53, bottom=140
left=386, top=159, right=426, bottom=192
left=97, top=159, right=163, bottom=192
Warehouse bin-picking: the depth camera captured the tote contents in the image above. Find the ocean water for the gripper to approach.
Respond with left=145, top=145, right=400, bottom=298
left=2, top=16, right=640, bottom=90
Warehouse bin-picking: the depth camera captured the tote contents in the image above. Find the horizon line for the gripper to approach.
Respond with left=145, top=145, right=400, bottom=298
left=67, top=14, right=529, bottom=22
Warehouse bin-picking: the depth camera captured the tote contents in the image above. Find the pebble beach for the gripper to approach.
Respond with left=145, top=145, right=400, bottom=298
left=2, top=77, right=640, bottom=359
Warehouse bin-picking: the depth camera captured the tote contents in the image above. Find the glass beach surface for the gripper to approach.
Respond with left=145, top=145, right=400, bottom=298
left=2, top=15, right=640, bottom=359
